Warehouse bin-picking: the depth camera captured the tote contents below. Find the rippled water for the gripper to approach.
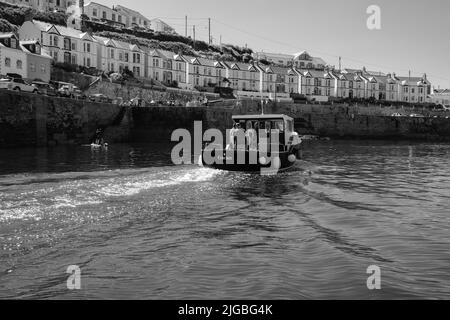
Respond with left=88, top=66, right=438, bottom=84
left=0, top=141, right=449, bottom=299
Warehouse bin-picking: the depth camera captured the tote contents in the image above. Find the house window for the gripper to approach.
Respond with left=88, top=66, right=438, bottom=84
left=41, top=64, right=46, bottom=73
left=11, top=38, right=17, bottom=49
left=103, top=11, right=107, bottom=19
left=93, top=8, right=97, bottom=16
left=54, top=36, right=58, bottom=47
left=30, top=63, right=36, bottom=72
left=112, top=14, right=116, bottom=21
left=5, top=57, right=10, bottom=67
left=71, top=42, right=76, bottom=50
left=110, top=49, right=115, bottom=59
left=118, top=15, right=122, bottom=23
left=64, top=38, right=70, bottom=50
left=71, top=54, right=77, bottom=65
left=119, top=52, right=123, bottom=61
left=133, top=53, right=140, bottom=64
left=86, top=58, right=91, bottom=67
left=124, top=53, right=129, bottom=62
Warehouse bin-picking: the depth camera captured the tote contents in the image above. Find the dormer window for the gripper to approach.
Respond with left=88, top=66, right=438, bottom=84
left=11, top=38, right=16, bottom=49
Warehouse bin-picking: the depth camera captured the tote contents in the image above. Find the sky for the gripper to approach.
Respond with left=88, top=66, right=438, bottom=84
left=93, top=0, right=450, bottom=88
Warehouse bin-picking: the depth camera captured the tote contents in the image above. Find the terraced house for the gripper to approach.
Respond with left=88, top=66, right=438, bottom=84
left=0, top=33, right=27, bottom=79
left=95, top=36, right=146, bottom=77
left=0, top=33, right=51, bottom=82
left=296, top=69, right=336, bottom=101
left=257, top=65, right=299, bottom=96
left=183, top=56, right=227, bottom=90
left=1, top=0, right=69, bottom=12
left=18, top=20, right=99, bottom=69
left=223, top=62, right=259, bottom=93
left=83, top=2, right=126, bottom=28
left=148, top=49, right=186, bottom=88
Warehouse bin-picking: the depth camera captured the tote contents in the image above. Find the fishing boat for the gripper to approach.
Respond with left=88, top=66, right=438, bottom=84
left=199, top=114, right=302, bottom=173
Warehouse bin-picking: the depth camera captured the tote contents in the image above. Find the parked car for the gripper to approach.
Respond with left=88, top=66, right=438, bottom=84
left=31, top=81, right=57, bottom=96
left=72, top=86, right=87, bottom=100
left=57, top=85, right=73, bottom=98
left=435, top=104, right=450, bottom=111
left=0, top=77, right=38, bottom=93
left=89, top=93, right=109, bottom=103
left=391, top=113, right=404, bottom=117
left=410, top=113, right=425, bottom=118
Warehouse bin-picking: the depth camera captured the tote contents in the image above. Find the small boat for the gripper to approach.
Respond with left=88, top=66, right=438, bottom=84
left=90, top=142, right=109, bottom=150
left=199, top=114, right=302, bottom=173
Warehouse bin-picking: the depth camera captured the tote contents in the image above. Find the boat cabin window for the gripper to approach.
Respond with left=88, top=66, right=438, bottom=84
left=286, top=120, right=293, bottom=133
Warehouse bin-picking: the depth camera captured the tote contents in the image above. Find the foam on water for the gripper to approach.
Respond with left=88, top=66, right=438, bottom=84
left=0, top=166, right=221, bottom=223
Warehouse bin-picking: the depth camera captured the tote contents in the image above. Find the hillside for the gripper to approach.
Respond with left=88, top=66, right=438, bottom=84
left=0, top=2, right=254, bottom=62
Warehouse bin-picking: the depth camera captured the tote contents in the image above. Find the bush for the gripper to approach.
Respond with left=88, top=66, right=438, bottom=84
left=0, top=18, right=16, bottom=32
left=0, top=2, right=68, bottom=27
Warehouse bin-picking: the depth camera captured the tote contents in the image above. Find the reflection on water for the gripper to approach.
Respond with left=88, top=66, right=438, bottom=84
left=0, top=141, right=449, bottom=299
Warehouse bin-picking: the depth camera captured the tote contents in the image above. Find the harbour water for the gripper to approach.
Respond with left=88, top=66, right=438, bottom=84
left=0, top=141, right=449, bottom=299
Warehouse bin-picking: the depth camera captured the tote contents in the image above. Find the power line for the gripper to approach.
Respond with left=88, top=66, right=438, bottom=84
left=212, top=18, right=450, bottom=83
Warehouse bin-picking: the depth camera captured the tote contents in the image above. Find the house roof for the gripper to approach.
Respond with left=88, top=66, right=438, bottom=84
left=0, top=33, right=16, bottom=39
left=32, top=20, right=83, bottom=38
left=19, top=40, right=52, bottom=59
left=183, top=56, right=224, bottom=68
left=433, top=89, right=450, bottom=94
left=297, top=69, right=334, bottom=79
left=396, top=76, right=428, bottom=86
left=94, top=35, right=143, bottom=51
left=224, top=62, right=257, bottom=71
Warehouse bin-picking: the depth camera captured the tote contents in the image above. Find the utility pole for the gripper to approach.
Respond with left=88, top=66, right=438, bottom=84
left=185, top=15, right=187, bottom=37
left=208, top=18, right=211, bottom=45
left=193, top=25, right=196, bottom=50
left=339, top=56, right=342, bottom=72
left=408, top=70, right=411, bottom=103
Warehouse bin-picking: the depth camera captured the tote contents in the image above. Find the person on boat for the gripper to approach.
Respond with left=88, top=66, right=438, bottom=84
left=245, top=121, right=257, bottom=151
left=235, top=122, right=246, bottom=150
left=227, top=123, right=238, bottom=150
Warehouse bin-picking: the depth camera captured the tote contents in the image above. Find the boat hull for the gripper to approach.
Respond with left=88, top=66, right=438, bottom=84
left=200, top=149, right=297, bottom=173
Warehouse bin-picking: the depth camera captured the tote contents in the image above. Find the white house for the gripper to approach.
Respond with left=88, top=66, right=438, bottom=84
left=295, top=69, right=335, bottom=101
left=94, top=36, right=146, bottom=77
left=115, top=5, right=152, bottom=29
left=430, top=89, right=450, bottom=106
left=394, top=73, right=430, bottom=104
left=18, top=20, right=99, bottom=69
left=150, top=18, right=176, bottom=34
left=0, top=33, right=27, bottom=79
left=183, top=56, right=227, bottom=89
left=293, top=51, right=327, bottom=70
left=223, top=61, right=260, bottom=93
left=148, top=49, right=187, bottom=88
left=83, top=2, right=126, bottom=28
